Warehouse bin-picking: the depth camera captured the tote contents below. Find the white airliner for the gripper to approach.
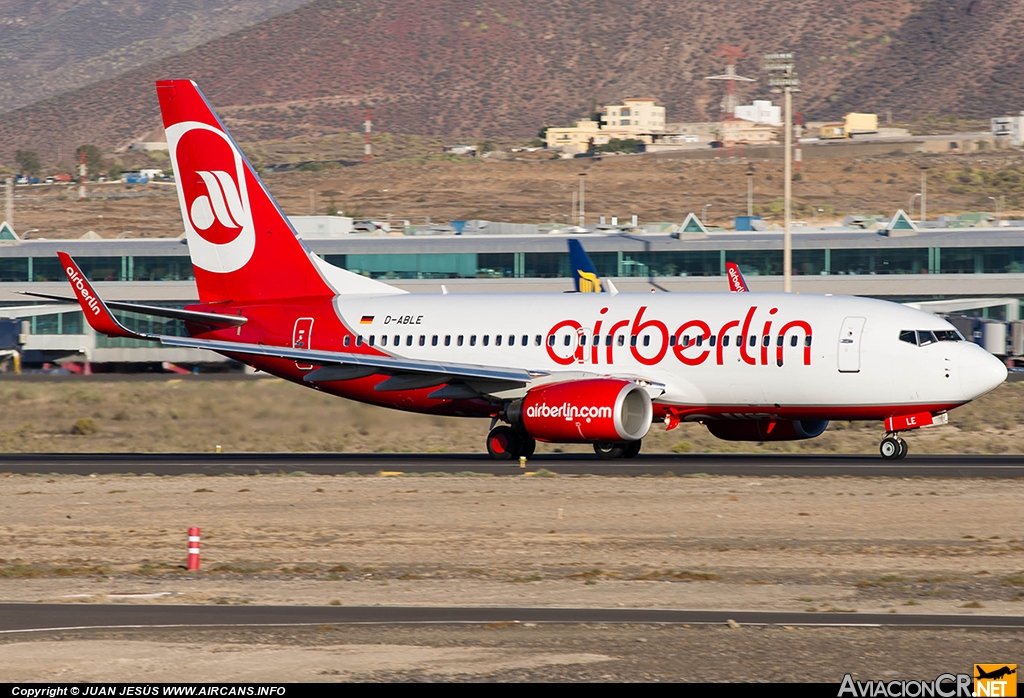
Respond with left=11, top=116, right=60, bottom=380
left=35, top=80, right=1007, bottom=461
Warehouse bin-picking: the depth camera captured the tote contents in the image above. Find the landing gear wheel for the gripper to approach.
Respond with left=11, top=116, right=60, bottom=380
left=896, top=437, right=908, bottom=460
left=879, top=436, right=902, bottom=460
left=594, top=442, right=626, bottom=460
left=487, top=426, right=521, bottom=461
left=622, top=439, right=642, bottom=459
left=517, top=433, right=536, bottom=459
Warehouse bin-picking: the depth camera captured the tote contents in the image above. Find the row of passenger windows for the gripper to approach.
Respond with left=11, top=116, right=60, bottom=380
left=340, top=333, right=813, bottom=349
left=899, top=329, right=963, bottom=346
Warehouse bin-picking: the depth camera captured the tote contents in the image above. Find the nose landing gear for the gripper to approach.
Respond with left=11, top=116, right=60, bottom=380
left=879, top=434, right=908, bottom=460
left=486, top=425, right=536, bottom=461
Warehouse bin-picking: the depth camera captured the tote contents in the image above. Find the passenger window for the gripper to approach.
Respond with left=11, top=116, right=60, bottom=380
left=917, top=330, right=936, bottom=346
left=368, top=335, right=375, bottom=347
left=617, top=335, right=625, bottom=347
left=495, top=335, right=502, bottom=346
left=642, top=335, right=649, bottom=347
left=630, top=335, right=638, bottom=347
left=580, top=335, right=587, bottom=346
left=804, top=336, right=813, bottom=347
left=457, top=335, right=464, bottom=346
left=748, top=335, right=756, bottom=347
left=509, top=334, right=516, bottom=346
left=343, top=336, right=351, bottom=347
left=406, top=335, right=413, bottom=346
left=682, top=335, right=690, bottom=347
left=605, top=335, right=613, bottom=346
left=548, top=335, right=555, bottom=347
left=431, top=335, right=438, bottom=346
left=695, top=335, right=703, bottom=347
left=762, top=335, right=769, bottom=347
left=535, top=335, right=542, bottom=346
left=722, top=335, right=730, bottom=347
left=419, top=335, right=425, bottom=346
left=776, top=335, right=784, bottom=347
left=736, top=335, right=743, bottom=346
left=899, top=330, right=917, bottom=345
left=669, top=335, right=676, bottom=347
left=470, top=335, right=477, bottom=346
left=482, top=335, right=489, bottom=346
left=380, top=335, right=388, bottom=347
left=356, top=336, right=363, bottom=347
left=563, top=335, right=571, bottom=347
left=393, top=335, right=400, bottom=346
left=790, top=335, right=798, bottom=347
left=444, top=335, right=451, bottom=346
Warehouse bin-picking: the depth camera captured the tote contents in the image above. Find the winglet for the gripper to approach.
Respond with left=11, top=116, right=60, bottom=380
left=725, top=262, right=750, bottom=292
left=57, top=252, right=146, bottom=339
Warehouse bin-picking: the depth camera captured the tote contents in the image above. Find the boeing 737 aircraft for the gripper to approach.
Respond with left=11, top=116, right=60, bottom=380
left=35, top=80, right=1007, bottom=461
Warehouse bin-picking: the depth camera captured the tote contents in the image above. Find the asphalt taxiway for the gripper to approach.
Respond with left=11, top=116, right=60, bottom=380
left=1, top=452, right=1023, bottom=477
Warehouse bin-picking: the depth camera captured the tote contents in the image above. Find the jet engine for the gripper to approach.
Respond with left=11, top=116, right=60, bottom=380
left=507, top=379, right=652, bottom=443
left=705, top=419, right=829, bottom=441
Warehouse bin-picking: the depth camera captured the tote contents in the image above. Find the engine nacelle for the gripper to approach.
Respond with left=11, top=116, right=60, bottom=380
left=705, top=419, right=829, bottom=442
left=508, top=379, right=653, bottom=443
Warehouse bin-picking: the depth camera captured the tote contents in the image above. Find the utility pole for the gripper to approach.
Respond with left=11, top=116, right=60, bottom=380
left=78, top=150, right=87, bottom=200
left=763, top=52, right=800, bottom=293
left=746, top=164, right=755, bottom=217
left=578, top=173, right=586, bottom=228
left=4, top=177, right=12, bottom=226
left=364, top=109, right=372, bottom=165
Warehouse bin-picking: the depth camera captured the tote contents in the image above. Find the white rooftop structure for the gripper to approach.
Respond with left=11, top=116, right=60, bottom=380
left=734, top=100, right=781, bottom=126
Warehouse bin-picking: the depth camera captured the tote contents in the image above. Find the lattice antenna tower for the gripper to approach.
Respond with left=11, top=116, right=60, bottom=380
left=704, top=46, right=756, bottom=118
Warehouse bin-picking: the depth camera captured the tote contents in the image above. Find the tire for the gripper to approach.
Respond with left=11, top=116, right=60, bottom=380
left=594, top=442, right=625, bottom=460
left=518, top=433, right=537, bottom=459
left=487, top=426, right=521, bottom=460
left=879, top=436, right=901, bottom=460
left=896, top=438, right=908, bottom=460
left=622, top=439, right=642, bottom=459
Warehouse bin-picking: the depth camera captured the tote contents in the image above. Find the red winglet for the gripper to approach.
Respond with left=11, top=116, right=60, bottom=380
left=725, top=262, right=750, bottom=292
left=57, top=252, right=143, bottom=339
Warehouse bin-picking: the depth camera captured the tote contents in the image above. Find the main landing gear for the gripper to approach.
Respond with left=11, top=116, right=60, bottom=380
left=486, top=425, right=536, bottom=461
left=879, top=434, right=908, bottom=460
left=593, top=439, right=642, bottom=460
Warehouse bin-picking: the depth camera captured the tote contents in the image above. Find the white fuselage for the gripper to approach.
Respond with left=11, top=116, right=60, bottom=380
left=332, top=292, right=1006, bottom=416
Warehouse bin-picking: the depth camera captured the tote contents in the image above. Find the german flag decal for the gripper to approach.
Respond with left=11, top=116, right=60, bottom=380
left=360, top=315, right=374, bottom=325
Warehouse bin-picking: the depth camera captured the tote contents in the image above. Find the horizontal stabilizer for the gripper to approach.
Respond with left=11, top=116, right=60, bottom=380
left=16, top=291, right=248, bottom=329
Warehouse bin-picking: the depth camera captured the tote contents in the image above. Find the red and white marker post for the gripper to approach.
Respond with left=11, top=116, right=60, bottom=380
left=187, top=527, right=201, bottom=570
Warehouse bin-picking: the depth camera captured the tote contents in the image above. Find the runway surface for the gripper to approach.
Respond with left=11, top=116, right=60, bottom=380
left=2, top=604, right=1022, bottom=633
left=1, top=452, right=1023, bottom=477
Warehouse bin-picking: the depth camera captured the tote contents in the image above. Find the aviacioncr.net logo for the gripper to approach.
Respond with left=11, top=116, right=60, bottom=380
left=166, top=121, right=255, bottom=274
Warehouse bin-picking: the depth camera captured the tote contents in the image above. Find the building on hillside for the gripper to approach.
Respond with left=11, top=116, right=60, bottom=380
left=599, top=98, right=666, bottom=134
left=992, top=112, right=1024, bottom=147
left=545, top=99, right=666, bottom=154
left=718, top=118, right=779, bottom=147
left=734, top=100, right=781, bottom=126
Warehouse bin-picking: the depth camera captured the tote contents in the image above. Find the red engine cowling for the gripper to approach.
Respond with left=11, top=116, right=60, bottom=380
left=705, top=419, right=829, bottom=441
left=509, top=379, right=653, bottom=443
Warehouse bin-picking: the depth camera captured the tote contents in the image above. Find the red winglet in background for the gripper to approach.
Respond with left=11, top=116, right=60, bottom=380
left=57, top=251, right=144, bottom=339
left=725, top=262, right=750, bottom=293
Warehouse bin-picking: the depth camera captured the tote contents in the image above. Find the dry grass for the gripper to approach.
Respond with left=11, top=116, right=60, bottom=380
left=0, top=376, right=1018, bottom=455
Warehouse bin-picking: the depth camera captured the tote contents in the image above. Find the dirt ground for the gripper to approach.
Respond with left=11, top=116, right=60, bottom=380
left=1, top=472, right=1023, bottom=681
left=0, top=376, right=1020, bottom=456
left=9, top=147, right=1024, bottom=239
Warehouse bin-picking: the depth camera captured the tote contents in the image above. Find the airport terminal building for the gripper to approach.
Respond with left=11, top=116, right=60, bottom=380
left=2, top=224, right=1024, bottom=370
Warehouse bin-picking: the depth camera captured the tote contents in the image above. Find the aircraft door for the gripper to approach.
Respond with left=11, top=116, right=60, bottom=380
left=293, top=317, right=314, bottom=371
left=837, top=316, right=866, bottom=373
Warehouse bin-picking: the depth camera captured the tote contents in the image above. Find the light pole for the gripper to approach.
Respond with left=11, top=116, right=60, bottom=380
left=763, top=52, right=800, bottom=293
left=702, top=203, right=713, bottom=224
left=578, top=173, right=586, bottom=228
left=746, top=164, right=755, bottom=217
left=909, top=193, right=921, bottom=221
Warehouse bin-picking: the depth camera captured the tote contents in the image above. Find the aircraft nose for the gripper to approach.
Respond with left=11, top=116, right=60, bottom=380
left=959, top=342, right=1008, bottom=399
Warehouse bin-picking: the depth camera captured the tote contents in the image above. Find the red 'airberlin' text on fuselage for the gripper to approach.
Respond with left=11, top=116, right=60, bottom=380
left=544, top=305, right=813, bottom=367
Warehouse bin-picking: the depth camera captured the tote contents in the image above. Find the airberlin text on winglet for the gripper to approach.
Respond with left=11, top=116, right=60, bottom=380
left=544, top=304, right=813, bottom=367
left=65, top=263, right=101, bottom=316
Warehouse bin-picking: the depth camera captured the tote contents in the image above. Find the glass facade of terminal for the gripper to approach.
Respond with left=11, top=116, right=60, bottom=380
left=3, top=247, right=1024, bottom=283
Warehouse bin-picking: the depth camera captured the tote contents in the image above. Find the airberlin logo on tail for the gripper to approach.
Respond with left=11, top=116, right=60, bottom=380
left=166, top=120, right=256, bottom=274
left=544, top=305, right=814, bottom=368
left=190, top=171, right=245, bottom=231
left=65, top=265, right=101, bottom=316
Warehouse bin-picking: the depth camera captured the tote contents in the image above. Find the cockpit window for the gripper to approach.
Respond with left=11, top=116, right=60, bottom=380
left=899, top=330, right=916, bottom=344
left=916, top=330, right=937, bottom=346
left=900, top=329, right=962, bottom=346
left=934, top=330, right=962, bottom=342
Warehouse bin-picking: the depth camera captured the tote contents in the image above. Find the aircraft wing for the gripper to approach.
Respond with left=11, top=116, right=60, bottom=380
left=55, top=250, right=538, bottom=385
left=15, top=291, right=247, bottom=329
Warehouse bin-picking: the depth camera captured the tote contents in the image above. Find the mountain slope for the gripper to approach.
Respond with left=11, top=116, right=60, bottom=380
left=0, top=0, right=1016, bottom=167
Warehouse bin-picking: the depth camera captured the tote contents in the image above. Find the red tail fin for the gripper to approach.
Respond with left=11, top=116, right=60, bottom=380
left=725, top=262, right=750, bottom=292
left=158, top=80, right=333, bottom=303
